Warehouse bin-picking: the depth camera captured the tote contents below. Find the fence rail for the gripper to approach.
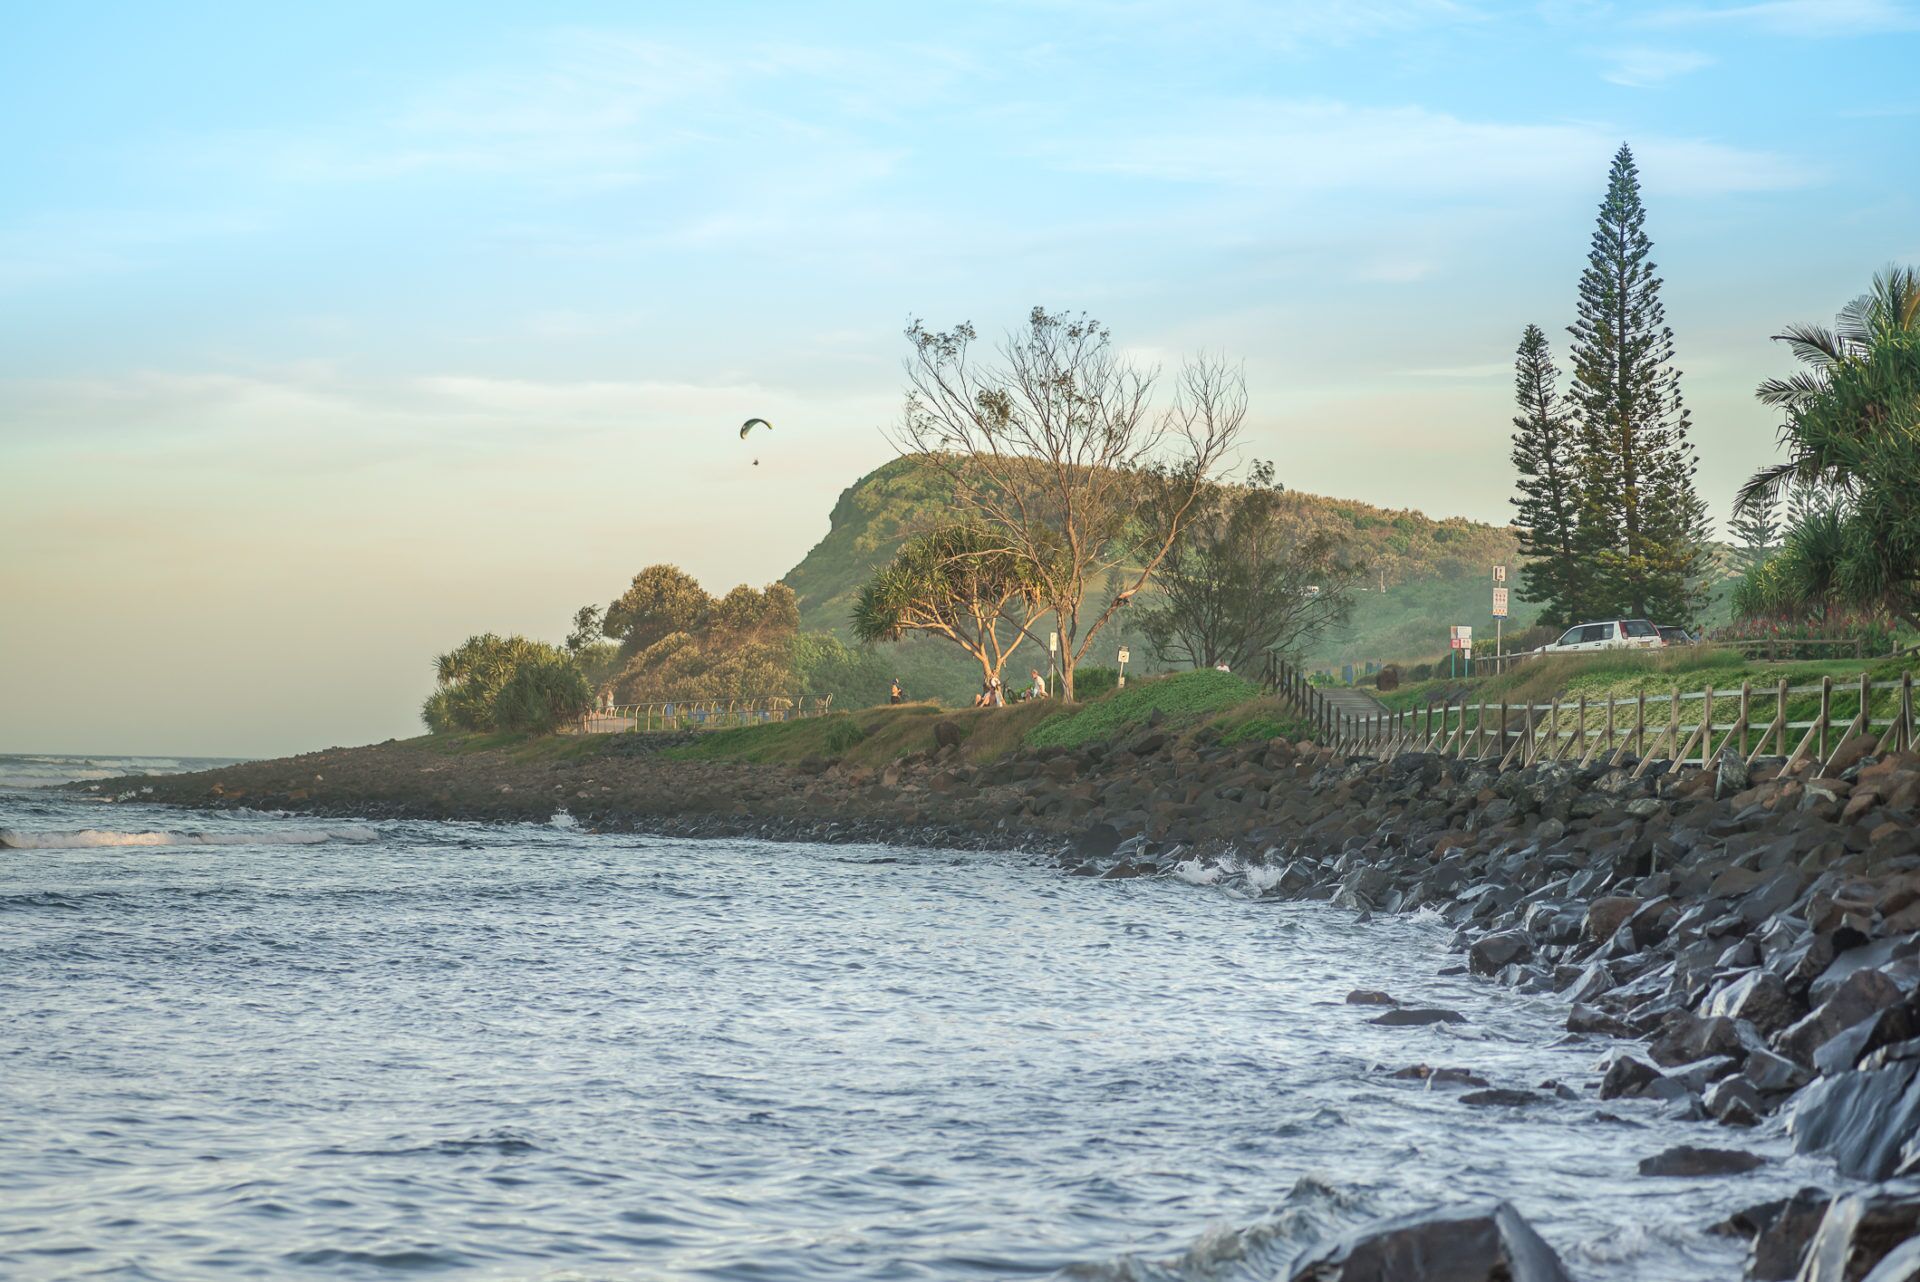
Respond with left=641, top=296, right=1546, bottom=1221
left=1263, top=656, right=1917, bottom=775
left=574, top=695, right=835, bottom=735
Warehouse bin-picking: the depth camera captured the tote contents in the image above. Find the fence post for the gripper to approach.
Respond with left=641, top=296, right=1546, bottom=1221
left=1576, top=696, right=1587, bottom=762
left=1861, top=671, right=1874, bottom=746
left=1819, top=676, right=1833, bottom=763
left=1701, top=686, right=1715, bottom=766
left=1738, top=682, right=1751, bottom=759
left=1776, top=678, right=1789, bottom=756
left=1904, top=672, right=1915, bottom=753
left=1499, top=702, right=1509, bottom=760
left=1603, top=696, right=1616, bottom=762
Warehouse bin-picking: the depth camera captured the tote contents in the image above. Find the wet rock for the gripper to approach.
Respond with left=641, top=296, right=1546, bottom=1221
left=1778, top=969, right=1905, bottom=1066
left=1287, top=1199, right=1572, bottom=1282
left=1795, top=1185, right=1920, bottom=1282
left=1346, top=989, right=1398, bottom=1006
left=1460, top=1088, right=1543, bottom=1106
left=1567, top=1003, right=1636, bottom=1037
left=1389, top=1065, right=1489, bottom=1087
left=1717, top=747, right=1752, bottom=799
left=1790, top=1058, right=1920, bottom=1179
left=1371, top=1008, right=1466, bottom=1027
left=1600, top=1054, right=1670, bottom=1101
left=1072, top=822, right=1121, bottom=862
left=1585, top=896, right=1640, bottom=943
left=1714, top=1187, right=1829, bottom=1281
left=1468, top=929, right=1533, bottom=976
left=1703, top=1075, right=1765, bottom=1127
left=1637, top=1144, right=1767, bottom=1176
left=1650, top=1011, right=1743, bottom=1067
left=1706, top=969, right=1799, bottom=1037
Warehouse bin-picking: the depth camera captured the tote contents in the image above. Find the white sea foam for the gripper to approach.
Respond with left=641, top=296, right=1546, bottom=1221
left=0, top=825, right=379, bottom=850
left=1173, top=857, right=1221, bottom=885
left=1242, top=863, right=1286, bottom=895
left=549, top=811, right=578, bottom=830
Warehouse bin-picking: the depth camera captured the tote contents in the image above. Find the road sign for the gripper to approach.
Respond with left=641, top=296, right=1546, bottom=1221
left=1449, top=625, right=1473, bottom=650
left=1048, top=631, right=1058, bottom=652
left=1117, top=646, right=1130, bottom=665
left=1493, top=565, right=1506, bottom=584
left=1492, top=587, right=1509, bottom=618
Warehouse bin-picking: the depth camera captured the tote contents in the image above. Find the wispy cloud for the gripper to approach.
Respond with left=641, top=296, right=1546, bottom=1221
left=1394, top=362, right=1511, bottom=378
left=1066, top=100, right=1816, bottom=197
left=1599, top=47, right=1715, bottom=86
left=1643, top=0, right=1919, bottom=36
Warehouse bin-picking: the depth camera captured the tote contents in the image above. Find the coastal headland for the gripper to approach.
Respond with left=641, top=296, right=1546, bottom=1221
left=99, top=685, right=1920, bottom=1279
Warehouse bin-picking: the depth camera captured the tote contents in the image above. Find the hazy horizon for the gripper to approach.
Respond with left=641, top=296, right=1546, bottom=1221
left=5, top=1, right=1917, bottom=758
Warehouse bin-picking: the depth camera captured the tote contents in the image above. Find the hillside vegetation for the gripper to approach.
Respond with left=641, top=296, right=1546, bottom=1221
left=782, top=456, right=1551, bottom=698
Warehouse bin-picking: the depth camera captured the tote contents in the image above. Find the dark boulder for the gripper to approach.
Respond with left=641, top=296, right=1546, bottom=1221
left=1346, top=989, right=1398, bottom=1006
left=1714, top=1187, right=1830, bottom=1281
left=1636, top=1144, right=1767, bottom=1176
left=1460, top=1088, right=1543, bottom=1107
left=1372, top=1008, right=1467, bottom=1027
left=1073, top=822, right=1122, bottom=862
left=1287, top=1200, right=1571, bottom=1282
left=932, top=719, right=965, bottom=750
left=1794, top=1186, right=1920, bottom=1282
left=1790, top=1057, right=1920, bottom=1179
left=1469, top=930, right=1533, bottom=976
left=1705, top=969, right=1798, bottom=1037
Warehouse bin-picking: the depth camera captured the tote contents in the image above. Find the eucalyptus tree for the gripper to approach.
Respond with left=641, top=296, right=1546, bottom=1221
left=894, top=308, right=1242, bottom=699
left=1136, top=460, right=1360, bottom=673
left=850, top=523, right=1049, bottom=684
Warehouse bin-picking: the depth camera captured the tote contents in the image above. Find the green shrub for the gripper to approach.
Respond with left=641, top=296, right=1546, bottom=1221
left=1072, top=666, right=1118, bottom=700
left=493, top=652, right=595, bottom=734
left=821, top=715, right=868, bottom=754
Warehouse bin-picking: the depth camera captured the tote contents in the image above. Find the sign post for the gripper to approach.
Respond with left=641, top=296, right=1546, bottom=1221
left=1048, top=630, right=1059, bottom=697
left=1117, top=646, right=1130, bottom=689
left=1449, top=625, right=1473, bottom=679
left=1492, top=565, right=1509, bottom=674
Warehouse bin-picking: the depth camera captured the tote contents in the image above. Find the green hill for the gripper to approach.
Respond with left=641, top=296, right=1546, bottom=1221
left=781, top=457, right=1564, bottom=698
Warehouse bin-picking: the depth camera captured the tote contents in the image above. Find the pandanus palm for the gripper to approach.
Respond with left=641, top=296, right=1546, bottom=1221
left=1736, top=266, right=1920, bottom=628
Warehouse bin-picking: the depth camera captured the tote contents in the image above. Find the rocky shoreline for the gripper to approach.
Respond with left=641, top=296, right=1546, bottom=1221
left=97, top=720, right=1920, bottom=1280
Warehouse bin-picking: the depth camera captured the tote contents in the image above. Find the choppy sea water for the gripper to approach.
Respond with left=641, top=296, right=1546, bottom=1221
left=0, top=752, right=244, bottom=792
left=1, top=786, right=1842, bottom=1282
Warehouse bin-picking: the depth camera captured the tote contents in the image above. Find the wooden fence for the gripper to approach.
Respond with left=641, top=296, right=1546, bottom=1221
left=575, top=695, right=835, bottom=735
left=1264, top=656, right=1917, bottom=776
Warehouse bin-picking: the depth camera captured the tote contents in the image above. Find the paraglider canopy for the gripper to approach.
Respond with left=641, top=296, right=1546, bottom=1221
left=739, top=417, right=772, bottom=440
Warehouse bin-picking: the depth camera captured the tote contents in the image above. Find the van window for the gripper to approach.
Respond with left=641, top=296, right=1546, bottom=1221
left=1557, top=628, right=1582, bottom=647
left=1622, top=620, right=1658, bottom=638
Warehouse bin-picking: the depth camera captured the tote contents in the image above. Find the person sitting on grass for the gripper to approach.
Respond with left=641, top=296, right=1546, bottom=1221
left=1030, top=669, right=1046, bottom=699
left=890, top=678, right=904, bottom=705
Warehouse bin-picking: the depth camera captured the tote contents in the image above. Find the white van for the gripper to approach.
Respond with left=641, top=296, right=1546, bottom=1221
left=1535, top=619, right=1664, bottom=654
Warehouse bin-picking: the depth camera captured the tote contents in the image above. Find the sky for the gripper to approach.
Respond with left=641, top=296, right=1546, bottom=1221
left=3, top=0, right=1917, bottom=757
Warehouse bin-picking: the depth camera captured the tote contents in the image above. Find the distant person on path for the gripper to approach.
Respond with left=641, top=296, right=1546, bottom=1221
left=890, top=679, right=904, bottom=705
left=1030, top=669, right=1046, bottom=699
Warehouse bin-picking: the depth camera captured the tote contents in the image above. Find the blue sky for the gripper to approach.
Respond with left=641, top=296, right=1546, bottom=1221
left=3, top=0, right=1917, bottom=755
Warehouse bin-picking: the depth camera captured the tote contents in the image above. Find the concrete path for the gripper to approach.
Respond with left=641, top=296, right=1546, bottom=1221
left=1317, top=684, right=1389, bottom=722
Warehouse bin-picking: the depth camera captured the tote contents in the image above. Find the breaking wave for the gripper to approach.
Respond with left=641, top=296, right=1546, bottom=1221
left=0, top=824, right=379, bottom=850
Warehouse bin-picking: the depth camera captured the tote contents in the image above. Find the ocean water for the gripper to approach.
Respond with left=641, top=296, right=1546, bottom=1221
left=0, top=752, right=244, bottom=792
left=0, top=787, right=1842, bottom=1281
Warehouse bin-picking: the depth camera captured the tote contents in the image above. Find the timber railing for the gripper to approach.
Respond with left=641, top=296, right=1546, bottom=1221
left=1263, top=656, right=1917, bottom=776
left=575, top=695, right=835, bottom=735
